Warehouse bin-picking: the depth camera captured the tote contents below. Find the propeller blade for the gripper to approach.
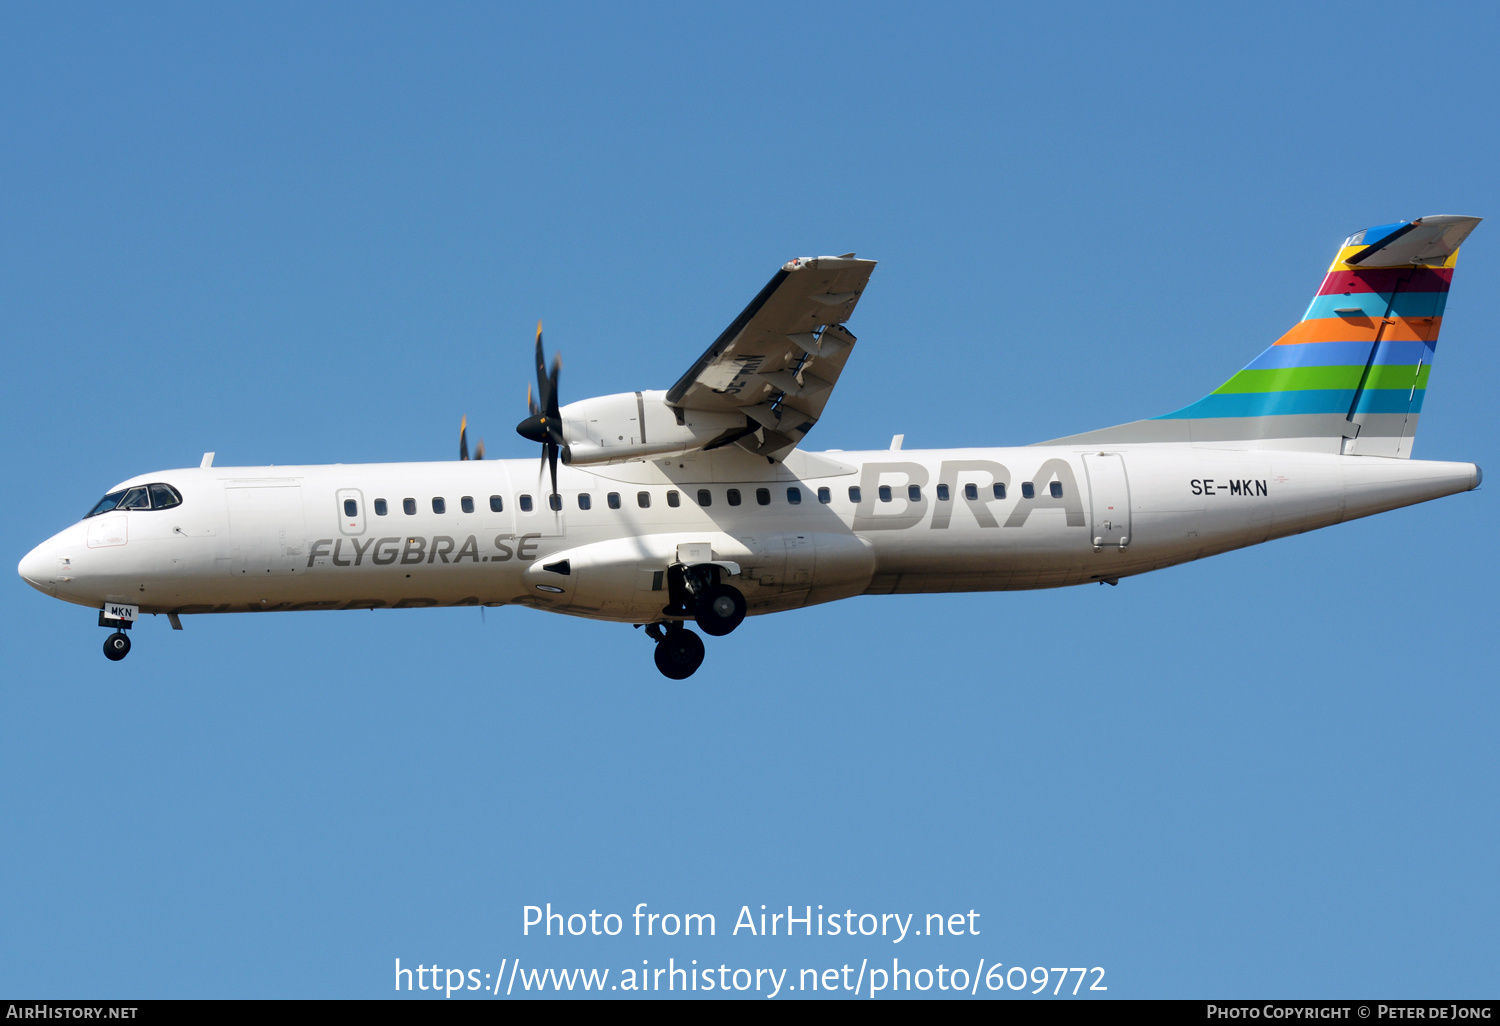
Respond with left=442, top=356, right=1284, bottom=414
left=546, top=353, right=562, bottom=421
left=534, top=322, right=550, bottom=413
left=474, top=438, right=485, bottom=460
left=516, top=319, right=564, bottom=498
left=460, top=416, right=470, bottom=461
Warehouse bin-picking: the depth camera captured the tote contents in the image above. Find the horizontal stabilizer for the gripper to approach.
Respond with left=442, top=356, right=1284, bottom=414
left=1343, top=215, right=1479, bottom=267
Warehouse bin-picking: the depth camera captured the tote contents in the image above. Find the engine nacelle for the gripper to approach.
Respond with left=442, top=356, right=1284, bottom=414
left=559, top=390, right=746, bottom=466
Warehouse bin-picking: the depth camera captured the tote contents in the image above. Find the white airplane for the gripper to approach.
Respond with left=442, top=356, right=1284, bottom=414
left=18, top=216, right=1484, bottom=678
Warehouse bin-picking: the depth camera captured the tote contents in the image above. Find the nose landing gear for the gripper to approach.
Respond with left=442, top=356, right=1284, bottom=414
left=98, top=603, right=137, bottom=661
left=103, top=631, right=131, bottom=661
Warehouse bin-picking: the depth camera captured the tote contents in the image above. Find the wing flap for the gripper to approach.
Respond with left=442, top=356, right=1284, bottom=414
left=666, top=255, right=876, bottom=459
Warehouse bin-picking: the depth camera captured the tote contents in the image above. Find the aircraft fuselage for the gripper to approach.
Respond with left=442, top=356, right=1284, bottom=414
left=19, top=444, right=1480, bottom=624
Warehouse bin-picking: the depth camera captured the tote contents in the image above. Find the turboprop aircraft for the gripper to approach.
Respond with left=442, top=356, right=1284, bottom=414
left=18, top=216, right=1485, bottom=678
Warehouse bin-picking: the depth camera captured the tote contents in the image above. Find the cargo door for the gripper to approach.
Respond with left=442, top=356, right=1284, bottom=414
left=226, top=484, right=307, bottom=575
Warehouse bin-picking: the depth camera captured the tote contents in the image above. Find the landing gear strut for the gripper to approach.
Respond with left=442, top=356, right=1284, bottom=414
left=648, top=622, right=705, bottom=679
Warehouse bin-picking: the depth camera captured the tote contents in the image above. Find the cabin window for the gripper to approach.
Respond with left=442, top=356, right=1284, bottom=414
left=936, top=484, right=950, bottom=501
left=577, top=493, right=591, bottom=510
left=666, top=490, right=680, bottom=508
left=432, top=497, right=446, bottom=514
left=756, top=488, right=770, bottom=506
left=549, top=493, right=563, bottom=511
left=343, top=499, right=358, bottom=518
left=908, top=485, right=922, bottom=501
left=787, top=487, right=801, bottom=505
left=964, top=483, right=979, bottom=501
left=607, top=492, right=621, bottom=509
left=1021, top=482, right=1035, bottom=499
left=993, top=483, right=1006, bottom=499
left=461, top=496, right=474, bottom=514
left=697, top=489, right=711, bottom=507
left=1050, top=481, right=1064, bottom=498
left=489, top=495, right=504, bottom=512
left=403, top=497, right=417, bottom=515
left=637, top=491, right=651, bottom=508
left=878, top=485, right=892, bottom=502
left=848, top=486, right=861, bottom=503
left=726, top=489, right=742, bottom=506
left=519, top=494, right=533, bottom=512
left=374, top=498, right=388, bottom=516
left=817, top=487, right=831, bottom=504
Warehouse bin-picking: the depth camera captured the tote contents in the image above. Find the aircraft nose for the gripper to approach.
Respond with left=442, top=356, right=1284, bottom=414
left=18, top=542, right=56, bottom=595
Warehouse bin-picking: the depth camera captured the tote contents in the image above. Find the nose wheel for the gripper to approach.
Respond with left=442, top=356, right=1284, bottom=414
left=647, top=623, right=705, bottom=679
left=103, top=632, right=131, bottom=661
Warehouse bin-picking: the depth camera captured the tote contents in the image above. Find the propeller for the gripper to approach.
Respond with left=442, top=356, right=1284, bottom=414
left=459, top=415, right=485, bottom=461
left=515, top=321, right=564, bottom=498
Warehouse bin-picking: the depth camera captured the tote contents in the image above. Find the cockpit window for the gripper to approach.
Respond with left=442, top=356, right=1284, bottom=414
left=149, top=483, right=182, bottom=510
left=84, top=482, right=184, bottom=518
left=87, top=490, right=126, bottom=518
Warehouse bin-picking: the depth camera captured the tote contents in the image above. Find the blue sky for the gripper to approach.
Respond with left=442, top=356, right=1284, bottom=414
left=3, top=2, right=1497, bottom=999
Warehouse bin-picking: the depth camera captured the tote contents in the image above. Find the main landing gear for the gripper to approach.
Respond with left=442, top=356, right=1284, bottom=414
left=647, top=622, right=705, bottom=679
left=642, top=563, right=747, bottom=679
left=694, top=583, right=746, bottom=637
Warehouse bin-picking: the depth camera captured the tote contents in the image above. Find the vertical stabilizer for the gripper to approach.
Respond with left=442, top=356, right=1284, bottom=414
left=1045, top=215, right=1480, bottom=456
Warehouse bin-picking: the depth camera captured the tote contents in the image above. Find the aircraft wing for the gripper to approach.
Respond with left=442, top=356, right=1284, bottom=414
left=665, top=255, right=876, bottom=460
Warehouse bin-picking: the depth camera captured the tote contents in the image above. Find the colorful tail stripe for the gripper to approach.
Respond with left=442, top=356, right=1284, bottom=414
left=1145, top=215, right=1479, bottom=456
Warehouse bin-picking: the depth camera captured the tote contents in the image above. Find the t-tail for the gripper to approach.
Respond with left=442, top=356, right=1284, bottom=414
left=1048, top=215, right=1481, bottom=457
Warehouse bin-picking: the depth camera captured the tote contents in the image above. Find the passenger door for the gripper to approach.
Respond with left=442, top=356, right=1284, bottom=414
left=1082, top=453, right=1131, bottom=552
